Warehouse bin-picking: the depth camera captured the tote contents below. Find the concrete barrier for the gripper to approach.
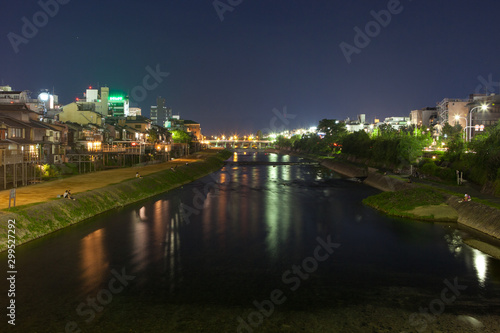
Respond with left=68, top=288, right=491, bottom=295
left=320, top=160, right=368, bottom=178
left=447, top=197, right=500, bottom=240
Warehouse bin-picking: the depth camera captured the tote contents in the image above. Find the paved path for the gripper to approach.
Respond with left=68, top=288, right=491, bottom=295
left=0, top=153, right=214, bottom=210
left=408, top=175, right=500, bottom=206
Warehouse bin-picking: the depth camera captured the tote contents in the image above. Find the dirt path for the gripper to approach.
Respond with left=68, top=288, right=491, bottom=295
left=0, top=155, right=210, bottom=210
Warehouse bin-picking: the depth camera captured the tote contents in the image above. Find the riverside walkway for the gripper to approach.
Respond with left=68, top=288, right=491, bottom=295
left=0, top=152, right=216, bottom=210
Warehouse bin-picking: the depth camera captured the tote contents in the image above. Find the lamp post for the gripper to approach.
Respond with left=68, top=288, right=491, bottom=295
left=468, top=104, right=488, bottom=142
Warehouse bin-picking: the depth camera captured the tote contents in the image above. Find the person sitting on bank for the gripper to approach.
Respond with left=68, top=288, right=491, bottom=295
left=463, top=193, right=471, bottom=202
left=136, top=172, right=142, bottom=178
left=63, top=190, right=75, bottom=200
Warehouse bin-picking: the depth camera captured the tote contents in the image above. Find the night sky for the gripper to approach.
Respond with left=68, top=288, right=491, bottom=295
left=2, top=0, right=500, bottom=135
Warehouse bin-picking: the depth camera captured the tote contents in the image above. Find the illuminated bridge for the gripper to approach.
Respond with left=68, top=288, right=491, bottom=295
left=205, top=140, right=274, bottom=149
left=224, top=160, right=320, bottom=166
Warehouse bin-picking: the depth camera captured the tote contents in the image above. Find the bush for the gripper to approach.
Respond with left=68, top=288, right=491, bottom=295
left=436, top=167, right=456, bottom=182
left=41, top=164, right=61, bottom=178
left=421, top=162, right=437, bottom=175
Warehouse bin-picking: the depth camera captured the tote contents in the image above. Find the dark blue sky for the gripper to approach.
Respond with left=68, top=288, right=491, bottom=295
left=2, top=0, right=500, bottom=135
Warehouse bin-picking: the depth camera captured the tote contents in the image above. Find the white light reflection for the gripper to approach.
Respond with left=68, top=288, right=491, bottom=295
left=472, top=249, right=488, bottom=287
left=139, top=206, right=148, bottom=221
left=164, top=211, right=183, bottom=293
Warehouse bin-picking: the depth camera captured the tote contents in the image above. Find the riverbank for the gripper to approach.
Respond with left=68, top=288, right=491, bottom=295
left=268, top=148, right=500, bottom=241
left=362, top=187, right=459, bottom=222
left=0, top=149, right=232, bottom=252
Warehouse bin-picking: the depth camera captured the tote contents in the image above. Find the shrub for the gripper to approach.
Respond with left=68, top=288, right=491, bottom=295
left=421, top=162, right=437, bottom=175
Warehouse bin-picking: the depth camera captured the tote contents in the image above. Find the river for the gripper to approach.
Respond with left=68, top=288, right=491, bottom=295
left=2, top=152, right=500, bottom=332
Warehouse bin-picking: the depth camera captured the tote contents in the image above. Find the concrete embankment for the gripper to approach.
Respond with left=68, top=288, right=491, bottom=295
left=447, top=196, right=500, bottom=240
left=319, top=159, right=368, bottom=178
left=0, top=151, right=232, bottom=252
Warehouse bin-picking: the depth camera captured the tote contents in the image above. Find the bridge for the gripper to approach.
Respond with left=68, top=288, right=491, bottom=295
left=224, top=160, right=320, bottom=166
left=205, top=140, right=274, bottom=149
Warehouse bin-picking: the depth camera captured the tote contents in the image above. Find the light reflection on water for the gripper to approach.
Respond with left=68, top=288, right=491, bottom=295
left=6, top=152, right=500, bottom=331
left=79, top=228, right=109, bottom=294
left=472, top=249, right=488, bottom=287
left=443, top=230, right=491, bottom=289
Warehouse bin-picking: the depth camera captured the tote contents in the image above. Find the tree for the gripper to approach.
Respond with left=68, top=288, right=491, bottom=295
left=171, top=130, right=191, bottom=143
left=442, top=123, right=463, bottom=141
left=317, top=119, right=347, bottom=139
left=317, top=119, right=347, bottom=155
left=146, top=129, right=158, bottom=143
left=397, top=135, right=426, bottom=165
left=377, top=123, right=398, bottom=138
left=342, top=130, right=371, bottom=158
left=444, top=136, right=465, bottom=163
left=468, top=122, right=500, bottom=180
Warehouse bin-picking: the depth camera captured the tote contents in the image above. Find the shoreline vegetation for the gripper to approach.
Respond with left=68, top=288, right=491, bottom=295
left=0, top=149, right=232, bottom=252
left=362, top=188, right=458, bottom=222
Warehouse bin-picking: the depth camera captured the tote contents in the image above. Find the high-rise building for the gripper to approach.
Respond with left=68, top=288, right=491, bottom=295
left=108, top=94, right=129, bottom=117
left=129, top=107, right=142, bottom=116
left=150, top=96, right=172, bottom=126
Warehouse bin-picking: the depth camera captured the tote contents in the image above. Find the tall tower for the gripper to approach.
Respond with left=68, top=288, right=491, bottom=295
left=100, top=87, right=109, bottom=116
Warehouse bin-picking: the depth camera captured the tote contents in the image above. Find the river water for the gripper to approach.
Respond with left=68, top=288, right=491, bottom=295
left=3, top=152, right=500, bottom=332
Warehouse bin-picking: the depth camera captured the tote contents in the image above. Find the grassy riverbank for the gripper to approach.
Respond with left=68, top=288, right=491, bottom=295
left=0, top=149, right=232, bottom=252
left=362, top=187, right=458, bottom=222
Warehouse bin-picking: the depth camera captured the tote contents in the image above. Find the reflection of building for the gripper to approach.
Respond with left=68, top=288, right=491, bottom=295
left=410, top=107, right=438, bottom=127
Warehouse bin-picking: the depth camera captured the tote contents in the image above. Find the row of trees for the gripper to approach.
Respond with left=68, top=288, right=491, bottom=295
left=276, top=119, right=500, bottom=189
left=443, top=121, right=500, bottom=187
left=276, top=119, right=432, bottom=167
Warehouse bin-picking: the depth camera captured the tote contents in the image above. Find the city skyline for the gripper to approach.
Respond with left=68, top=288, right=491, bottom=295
left=2, top=0, right=500, bottom=134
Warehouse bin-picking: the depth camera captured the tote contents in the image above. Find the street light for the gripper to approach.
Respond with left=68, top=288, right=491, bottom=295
left=468, top=104, right=489, bottom=142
